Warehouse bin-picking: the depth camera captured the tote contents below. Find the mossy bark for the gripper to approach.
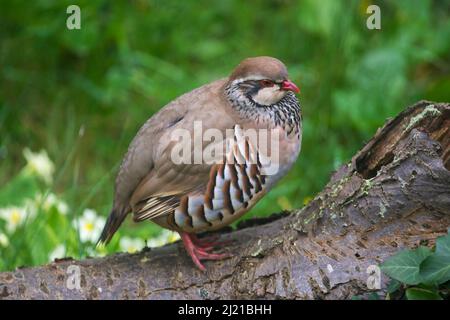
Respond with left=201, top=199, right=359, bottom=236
left=1, top=101, right=449, bottom=300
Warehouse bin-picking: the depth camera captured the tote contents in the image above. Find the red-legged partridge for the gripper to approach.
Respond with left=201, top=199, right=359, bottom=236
left=98, top=56, right=302, bottom=271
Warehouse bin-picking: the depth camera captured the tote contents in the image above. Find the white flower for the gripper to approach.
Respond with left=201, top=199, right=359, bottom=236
left=164, top=230, right=180, bottom=243
left=23, top=148, right=55, bottom=185
left=0, top=233, right=9, bottom=247
left=73, top=209, right=105, bottom=243
left=35, top=193, right=69, bottom=215
left=119, top=236, right=145, bottom=253
left=57, top=201, right=69, bottom=215
left=49, top=244, right=66, bottom=261
left=0, top=204, right=36, bottom=233
left=147, top=230, right=180, bottom=248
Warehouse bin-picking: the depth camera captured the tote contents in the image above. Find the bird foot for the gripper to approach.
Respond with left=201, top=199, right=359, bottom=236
left=180, top=232, right=231, bottom=271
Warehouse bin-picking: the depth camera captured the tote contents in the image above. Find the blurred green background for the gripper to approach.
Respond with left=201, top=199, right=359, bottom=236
left=0, top=0, right=449, bottom=271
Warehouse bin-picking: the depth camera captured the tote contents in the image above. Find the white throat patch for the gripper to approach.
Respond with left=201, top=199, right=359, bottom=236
left=252, top=86, right=287, bottom=106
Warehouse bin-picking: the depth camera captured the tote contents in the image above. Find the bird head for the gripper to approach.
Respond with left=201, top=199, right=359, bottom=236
left=227, top=56, right=300, bottom=107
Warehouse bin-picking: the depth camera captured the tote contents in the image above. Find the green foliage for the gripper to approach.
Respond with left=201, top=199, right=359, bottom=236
left=1, top=1, right=449, bottom=271
left=420, top=232, right=450, bottom=285
left=380, top=229, right=450, bottom=300
left=381, top=246, right=432, bottom=285
left=405, top=287, right=442, bottom=300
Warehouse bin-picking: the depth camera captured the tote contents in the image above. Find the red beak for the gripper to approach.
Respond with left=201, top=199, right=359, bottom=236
left=281, top=80, right=300, bottom=94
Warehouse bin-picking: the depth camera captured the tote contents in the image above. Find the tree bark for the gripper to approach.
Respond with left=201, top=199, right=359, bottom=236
left=1, top=100, right=449, bottom=300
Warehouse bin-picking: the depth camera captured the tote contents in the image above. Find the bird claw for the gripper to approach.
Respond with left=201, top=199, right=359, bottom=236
left=180, top=232, right=231, bottom=271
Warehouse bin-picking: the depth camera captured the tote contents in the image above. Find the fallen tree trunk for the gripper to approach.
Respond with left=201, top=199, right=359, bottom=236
left=1, top=100, right=449, bottom=300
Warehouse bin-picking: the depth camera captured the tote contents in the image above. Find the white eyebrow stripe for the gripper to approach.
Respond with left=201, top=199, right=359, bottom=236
left=232, top=77, right=283, bottom=85
left=232, top=76, right=264, bottom=84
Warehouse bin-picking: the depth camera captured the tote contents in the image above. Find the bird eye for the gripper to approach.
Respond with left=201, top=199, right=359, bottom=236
left=259, top=80, right=273, bottom=87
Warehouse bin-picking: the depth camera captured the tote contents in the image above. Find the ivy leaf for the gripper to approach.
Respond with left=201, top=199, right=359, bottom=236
left=367, top=292, right=381, bottom=300
left=405, top=287, right=442, bottom=300
left=381, top=246, right=432, bottom=285
left=420, top=232, right=450, bottom=285
left=386, top=278, right=401, bottom=293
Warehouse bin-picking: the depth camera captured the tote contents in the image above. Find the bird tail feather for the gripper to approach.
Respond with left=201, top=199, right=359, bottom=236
left=97, top=207, right=128, bottom=246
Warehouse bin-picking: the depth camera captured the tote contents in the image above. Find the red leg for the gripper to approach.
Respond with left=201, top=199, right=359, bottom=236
left=180, top=232, right=230, bottom=271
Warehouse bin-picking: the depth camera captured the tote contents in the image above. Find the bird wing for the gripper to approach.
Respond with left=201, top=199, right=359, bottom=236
left=117, top=79, right=240, bottom=223
left=130, top=123, right=234, bottom=222
left=130, top=123, right=267, bottom=226
left=98, top=79, right=233, bottom=244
